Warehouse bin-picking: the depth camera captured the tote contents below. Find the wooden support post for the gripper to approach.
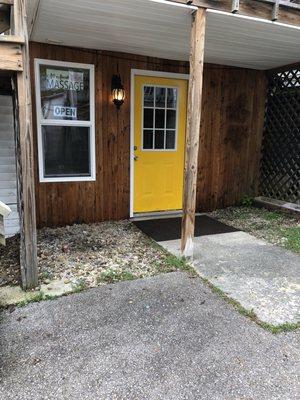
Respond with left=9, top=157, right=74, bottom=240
left=231, top=0, right=239, bottom=13
left=12, top=0, right=38, bottom=289
left=272, top=0, right=280, bottom=21
left=181, top=8, right=206, bottom=257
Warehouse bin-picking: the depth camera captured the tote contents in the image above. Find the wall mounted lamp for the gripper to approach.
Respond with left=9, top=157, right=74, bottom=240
left=111, top=74, right=125, bottom=109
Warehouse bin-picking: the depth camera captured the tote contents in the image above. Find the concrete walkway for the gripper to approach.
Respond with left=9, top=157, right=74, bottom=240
left=160, top=231, right=300, bottom=326
left=0, top=272, right=299, bottom=400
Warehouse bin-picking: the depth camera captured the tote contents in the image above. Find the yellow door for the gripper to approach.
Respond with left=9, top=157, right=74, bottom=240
left=133, top=75, right=187, bottom=213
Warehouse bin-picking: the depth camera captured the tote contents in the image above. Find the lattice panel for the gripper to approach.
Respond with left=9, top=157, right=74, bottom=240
left=260, top=66, right=300, bottom=204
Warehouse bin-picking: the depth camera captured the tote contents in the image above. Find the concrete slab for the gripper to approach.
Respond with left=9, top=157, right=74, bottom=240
left=0, top=272, right=299, bottom=400
left=40, top=279, right=74, bottom=297
left=160, top=232, right=300, bottom=326
left=0, top=280, right=75, bottom=308
left=0, top=286, right=35, bottom=307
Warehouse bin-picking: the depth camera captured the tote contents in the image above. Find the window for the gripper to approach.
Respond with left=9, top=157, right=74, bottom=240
left=142, top=85, right=178, bottom=151
left=34, top=59, right=95, bottom=182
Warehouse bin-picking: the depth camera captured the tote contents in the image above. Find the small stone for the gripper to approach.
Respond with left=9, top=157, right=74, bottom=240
left=62, top=245, right=69, bottom=253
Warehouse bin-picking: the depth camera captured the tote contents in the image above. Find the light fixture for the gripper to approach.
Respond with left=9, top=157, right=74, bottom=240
left=111, top=74, right=125, bottom=109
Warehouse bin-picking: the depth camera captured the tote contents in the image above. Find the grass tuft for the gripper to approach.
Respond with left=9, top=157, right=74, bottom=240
left=263, top=211, right=282, bottom=221
left=162, top=255, right=197, bottom=276
left=17, top=291, right=44, bottom=308
left=279, top=227, right=300, bottom=253
left=72, top=279, right=87, bottom=293
left=97, top=269, right=135, bottom=284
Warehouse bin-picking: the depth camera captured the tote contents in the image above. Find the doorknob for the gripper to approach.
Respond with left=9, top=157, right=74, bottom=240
left=134, top=155, right=138, bottom=161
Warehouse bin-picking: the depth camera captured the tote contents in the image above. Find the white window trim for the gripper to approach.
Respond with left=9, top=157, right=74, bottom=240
left=34, top=58, right=96, bottom=183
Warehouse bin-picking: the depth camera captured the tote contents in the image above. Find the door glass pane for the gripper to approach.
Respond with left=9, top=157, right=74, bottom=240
left=167, top=88, right=177, bottom=108
left=143, top=130, right=153, bottom=149
left=155, top=130, right=164, bottom=149
left=166, top=130, right=176, bottom=149
left=143, top=108, right=153, bottom=128
left=155, top=87, right=166, bottom=108
left=166, top=110, right=176, bottom=129
left=39, top=65, right=90, bottom=121
left=42, top=126, right=90, bottom=177
left=141, top=84, right=178, bottom=151
left=144, top=86, right=154, bottom=107
left=155, top=109, right=165, bottom=129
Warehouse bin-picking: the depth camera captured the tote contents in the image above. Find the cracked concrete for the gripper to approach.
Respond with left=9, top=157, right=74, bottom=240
left=0, top=272, right=299, bottom=400
left=159, top=231, right=300, bottom=326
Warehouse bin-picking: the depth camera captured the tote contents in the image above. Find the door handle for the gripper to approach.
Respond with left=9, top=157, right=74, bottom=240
left=134, top=155, right=138, bottom=161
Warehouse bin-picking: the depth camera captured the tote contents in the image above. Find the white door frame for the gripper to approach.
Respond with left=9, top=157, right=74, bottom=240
left=130, top=69, right=189, bottom=217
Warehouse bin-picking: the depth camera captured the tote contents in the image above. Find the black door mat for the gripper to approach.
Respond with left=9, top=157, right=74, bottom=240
left=133, top=215, right=239, bottom=242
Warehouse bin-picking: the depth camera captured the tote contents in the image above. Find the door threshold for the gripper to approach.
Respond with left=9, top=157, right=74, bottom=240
left=130, top=211, right=204, bottom=221
left=131, top=210, right=183, bottom=221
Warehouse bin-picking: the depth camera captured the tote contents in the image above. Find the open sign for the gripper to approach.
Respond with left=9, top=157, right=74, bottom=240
left=53, top=106, right=77, bottom=118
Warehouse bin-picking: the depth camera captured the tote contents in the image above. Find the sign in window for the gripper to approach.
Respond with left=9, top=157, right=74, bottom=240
left=35, top=59, right=95, bottom=182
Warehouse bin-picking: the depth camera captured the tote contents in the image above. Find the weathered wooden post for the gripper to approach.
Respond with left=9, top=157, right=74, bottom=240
left=12, top=0, right=38, bottom=289
left=181, top=8, right=206, bottom=257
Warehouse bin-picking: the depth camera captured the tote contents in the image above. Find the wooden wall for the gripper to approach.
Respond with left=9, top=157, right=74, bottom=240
left=197, top=65, right=266, bottom=211
left=29, top=42, right=266, bottom=227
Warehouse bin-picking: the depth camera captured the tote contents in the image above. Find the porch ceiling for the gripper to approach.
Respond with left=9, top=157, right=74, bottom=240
left=28, top=0, right=300, bottom=70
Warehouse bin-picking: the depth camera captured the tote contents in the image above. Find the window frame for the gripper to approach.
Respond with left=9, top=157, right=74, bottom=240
left=141, top=84, right=179, bottom=152
left=34, top=58, right=96, bottom=183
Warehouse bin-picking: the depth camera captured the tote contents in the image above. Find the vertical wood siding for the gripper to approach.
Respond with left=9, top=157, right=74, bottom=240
left=29, top=42, right=266, bottom=227
left=197, top=65, right=267, bottom=211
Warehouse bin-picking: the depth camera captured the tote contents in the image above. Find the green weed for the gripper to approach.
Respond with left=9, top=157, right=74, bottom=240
left=17, top=291, right=44, bottom=308
left=280, top=227, right=300, bottom=253
left=263, top=211, right=281, bottom=221
left=163, top=255, right=196, bottom=276
left=72, top=279, right=87, bottom=293
left=97, top=269, right=135, bottom=284
left=240, top=195, right=254, bottom=207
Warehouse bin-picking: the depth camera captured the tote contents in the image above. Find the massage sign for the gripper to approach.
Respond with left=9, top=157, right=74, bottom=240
left=45, top=69, right=84, bottom=119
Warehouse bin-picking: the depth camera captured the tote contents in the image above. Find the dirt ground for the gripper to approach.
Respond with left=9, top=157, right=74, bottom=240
left=211, top=206, right=300, bottom=253
left=0, top=220, right=184, bottom=288
left=1, top=206, right=299, bottom=288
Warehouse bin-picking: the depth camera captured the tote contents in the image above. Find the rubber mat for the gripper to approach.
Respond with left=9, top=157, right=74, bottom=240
left=133, top=215, right=239, bottom=242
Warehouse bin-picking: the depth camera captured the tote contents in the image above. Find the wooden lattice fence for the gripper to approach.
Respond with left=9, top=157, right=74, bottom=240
left=259, top=64, right=300, bottom=204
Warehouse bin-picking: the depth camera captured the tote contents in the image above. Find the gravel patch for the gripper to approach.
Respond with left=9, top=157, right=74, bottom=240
left=210, top=206, right=300, bottom=253
left=0, top=220, right=180, bottom=288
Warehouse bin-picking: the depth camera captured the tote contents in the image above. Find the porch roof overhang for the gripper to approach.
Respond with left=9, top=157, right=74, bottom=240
left=28, top=0, right=300, bottom=70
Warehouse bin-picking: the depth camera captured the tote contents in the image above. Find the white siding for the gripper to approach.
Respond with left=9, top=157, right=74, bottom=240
left=0, top=95, right=20, bottom=237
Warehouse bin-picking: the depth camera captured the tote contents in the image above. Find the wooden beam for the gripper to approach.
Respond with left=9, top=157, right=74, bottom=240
left=27, top=0, right=41, bottom=37
left=0, top=42, right=23, bottom=71
left=173, top=0, right=300, bottom=26
left=181, top=8, right=206, bottom=256
left=0, top=35, right=25, bottom=43
left=231, top=0, right=240, bottom=13
left=0, top=1, right=14, bottom=5
left=12, top=0, right=38, bottom=289
left=272, top=0, right=280, bottom=20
